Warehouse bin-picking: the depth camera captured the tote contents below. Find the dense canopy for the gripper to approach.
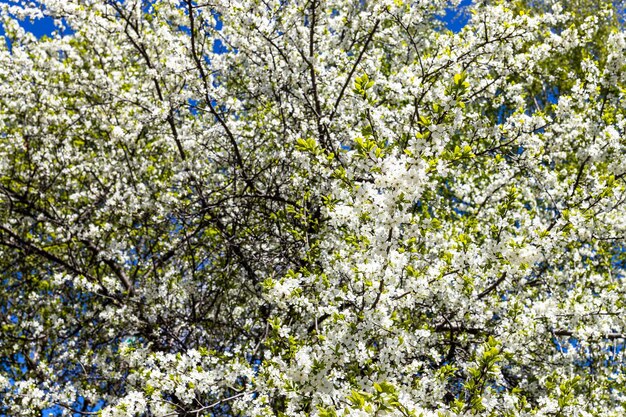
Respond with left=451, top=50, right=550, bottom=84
left=1, top=0, right=626, bottom=416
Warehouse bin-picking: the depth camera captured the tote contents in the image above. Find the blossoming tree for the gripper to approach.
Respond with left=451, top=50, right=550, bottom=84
left=1, top=0, right=626, bottom=416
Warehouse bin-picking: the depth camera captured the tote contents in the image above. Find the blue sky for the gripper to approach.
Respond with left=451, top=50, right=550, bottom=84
left=9, top=15, right=57, bottom=38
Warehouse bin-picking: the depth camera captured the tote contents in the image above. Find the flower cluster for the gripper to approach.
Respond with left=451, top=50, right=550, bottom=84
left=1, top=0, right=626, bottom=416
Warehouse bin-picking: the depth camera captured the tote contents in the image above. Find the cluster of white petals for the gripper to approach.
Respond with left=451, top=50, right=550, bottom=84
left=1, top=0, right=626, bottom=416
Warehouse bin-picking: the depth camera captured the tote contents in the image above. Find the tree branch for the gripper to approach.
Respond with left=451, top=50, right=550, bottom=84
left=329, top=19, right=380, bottom=121
left=476, top=272, right=507, bottom=300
